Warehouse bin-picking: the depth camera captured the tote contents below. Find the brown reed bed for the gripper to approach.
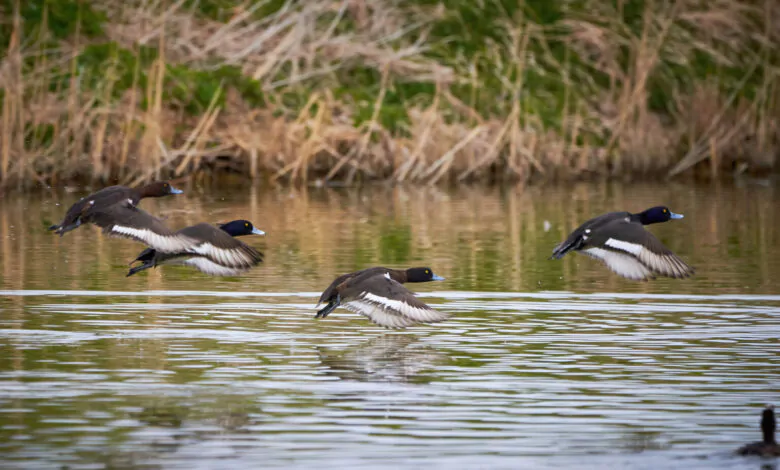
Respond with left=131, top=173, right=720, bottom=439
left=0, top=0, right=777, bottom=191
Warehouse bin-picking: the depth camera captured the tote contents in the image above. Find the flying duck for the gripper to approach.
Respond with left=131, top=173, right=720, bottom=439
left=315, top=267, right=449, bottom=329
left=127, top=219, right=265, bottom=277
left=736, top=405, right=780, bottom=457
left=550, top=206, right=695, bottom=281
left=49, top=181, right=183, bottom=237
left=87, top=201, right=263, bottom=274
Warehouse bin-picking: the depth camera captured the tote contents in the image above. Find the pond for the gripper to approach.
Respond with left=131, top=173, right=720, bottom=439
left=0, top=179, right=779, bottom=469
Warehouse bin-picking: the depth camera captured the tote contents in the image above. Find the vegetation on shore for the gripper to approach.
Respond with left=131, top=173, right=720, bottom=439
left=0, top=0, right=777, bottom=190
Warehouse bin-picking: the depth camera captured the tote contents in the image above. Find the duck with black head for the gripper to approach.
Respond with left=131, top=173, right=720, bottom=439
left=127, top=219, right=265, bottom=277
left=49, top=181, right=183, bottom=237
left=86, top=202, right=264, bottom=274
left=315, top=266, right=449, bottom=329
left=736, top=405, right=780, bottom=457
left=550, top=205, right=695, bottom=281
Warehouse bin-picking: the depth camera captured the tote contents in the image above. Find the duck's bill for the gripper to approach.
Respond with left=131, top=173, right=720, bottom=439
left=252, top=228, right=266, bottom=236
left=432, top=274, right=446, bottom=281
left=169, top=186, right=184, bottom=194
left=669, top=212, right=684, bottom=219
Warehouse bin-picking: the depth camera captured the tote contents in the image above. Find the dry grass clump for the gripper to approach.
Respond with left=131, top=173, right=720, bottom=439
left=0, top=0, right=777, bottom=191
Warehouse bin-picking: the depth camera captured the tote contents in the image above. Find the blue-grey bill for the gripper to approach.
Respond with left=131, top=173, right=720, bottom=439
left=252, top=228, right=266, bottom=236
left=432, top=274, right=446, bottom=281
left=669, top=212, right=684, bottom=219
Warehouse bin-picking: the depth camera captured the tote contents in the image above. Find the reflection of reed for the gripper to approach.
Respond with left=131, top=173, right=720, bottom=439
left=317, top=334, right=451, bottom=383
left=0, top=181, right=778, bottom=295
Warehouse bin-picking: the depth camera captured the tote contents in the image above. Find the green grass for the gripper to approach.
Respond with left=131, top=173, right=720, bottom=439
left=0, top=0, right=777, bottom=189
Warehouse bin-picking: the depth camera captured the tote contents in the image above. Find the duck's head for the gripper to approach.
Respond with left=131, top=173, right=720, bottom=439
left=143, top=181, right=184, bottom=197
left=219, top=220, right=266, bottom=237
left=762, top=404, right=776, bottom=444
left=406, top=267, right=445, bottom=282
left=639, top=206, right=684, bottom=224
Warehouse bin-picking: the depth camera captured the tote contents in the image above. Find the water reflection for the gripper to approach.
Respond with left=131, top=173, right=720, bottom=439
left=0, top=181, right=779, bottom=469
left=619, top=430, right=670, bottom=453
left=0, top=180, right=778, bottom=295
left=132, top=403, right=254, bottom=432
left=317, top=334, right=451, bottom=383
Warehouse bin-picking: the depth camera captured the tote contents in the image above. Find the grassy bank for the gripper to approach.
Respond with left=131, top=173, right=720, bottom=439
left=0, top=0, right=777, bottom=190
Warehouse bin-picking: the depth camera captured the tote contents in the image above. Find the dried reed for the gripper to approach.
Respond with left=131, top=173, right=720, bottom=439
left=0, top=0, right=777, bottom=191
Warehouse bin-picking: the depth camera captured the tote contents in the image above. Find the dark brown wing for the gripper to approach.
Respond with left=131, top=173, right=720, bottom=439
left=340, top=274, right=450, bottom=329
left=584, top=219, right=695, bottom=278
left=177, top=223, right=263, bottom=269
left=87, top=202, right=198, bottom=253
left=49, top=185, right=133, bottom=235
left=551, top=211, right=630, bottom=259
left=317, top=267, right=388, bottom=306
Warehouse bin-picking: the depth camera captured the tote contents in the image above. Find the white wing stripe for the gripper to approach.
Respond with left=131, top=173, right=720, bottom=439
left=638, top=251, right=693, bottom=278
left=584, top=246, right=692, bottom=280
left=604, top=238, right=644, bottom=256
left=110, top=225, right=195, bottom=252
left=583, top=247, right=653, bottom=281
left=183, top=258, right=252, bottom=276
left=338, top=294, right=450, bottom=329
left=191, top=243, right=257, bottom=268
left=343, top=301, right=418, bottom=329
left=361, top=292, right=448, bottom=322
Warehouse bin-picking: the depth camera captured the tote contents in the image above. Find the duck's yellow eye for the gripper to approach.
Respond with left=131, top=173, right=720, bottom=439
left=663, top=209, right=667, bottom=213
left=245, top=223, right=249, bottom=227
left=425, top=270, right=429, bottom=274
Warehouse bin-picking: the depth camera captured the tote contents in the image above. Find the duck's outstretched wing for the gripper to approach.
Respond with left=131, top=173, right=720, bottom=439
left=177, top=223, right=263, bottom=270
left=581, top=220, right=695, bottom=280
left=341, top=274, right=450, bottom=329
left=88, top=202, right=197, bottom=253
left=316, top=267, right=388, bottom=308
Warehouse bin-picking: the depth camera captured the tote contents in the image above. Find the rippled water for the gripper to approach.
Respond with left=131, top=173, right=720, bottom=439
left=1, top=180, right=779, bottom=469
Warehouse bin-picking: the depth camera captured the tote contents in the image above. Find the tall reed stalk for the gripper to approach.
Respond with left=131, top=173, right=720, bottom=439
left=0, top=0, right=777, bottom=191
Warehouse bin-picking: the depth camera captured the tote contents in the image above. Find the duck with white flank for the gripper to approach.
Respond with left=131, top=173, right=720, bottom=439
left=88, top=201, right=264, bottom=276
left=315, top=267, right=449, bottom=329
left=127, top=220, right=265, bottom=277
left=49, top=181, right=183, bottom=237
left=736, top=405, right=780, bottom=457
left=550, top=206, right=695, bottom=281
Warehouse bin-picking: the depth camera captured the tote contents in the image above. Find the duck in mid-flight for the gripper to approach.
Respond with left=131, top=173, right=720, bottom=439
left=49, top=181, right=183, bottom=237
left=315, top=267, right=449, bottom=329
left=550, top=206, right=694, bottom=281
left=126, top=219, right=266, bottom=277
left=86, top=201, right=264, bottom=276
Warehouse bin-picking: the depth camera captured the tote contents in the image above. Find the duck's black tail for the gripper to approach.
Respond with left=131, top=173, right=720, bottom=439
left=549, top=238, right=581, bottom=260
left=48, top=219, right=81, bottom=237
left=126, top=261, right=155, bottom=277
left=315, top=294, right=340, bottom=319
left=130, top=247, right=156, bottom=265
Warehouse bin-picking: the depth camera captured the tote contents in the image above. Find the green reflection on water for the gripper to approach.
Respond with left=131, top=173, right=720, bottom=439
left=0, top=181, right=778, bottom=469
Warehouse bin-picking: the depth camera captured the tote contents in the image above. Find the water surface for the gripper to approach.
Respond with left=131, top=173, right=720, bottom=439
left=0, top=181, right=779, bottom=469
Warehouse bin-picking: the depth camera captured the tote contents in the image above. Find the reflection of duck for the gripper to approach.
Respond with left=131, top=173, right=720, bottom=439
left=214, top=410, right=252, bottom=432
left=317, top=334, right=451, bottom=383
left=619, top=429, right=669, bottom=453
left=736, top=404, right=780, bottom=457
left=132, top=403, right=256, bottom=434
left=133, top=405, right=187, bottom=428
